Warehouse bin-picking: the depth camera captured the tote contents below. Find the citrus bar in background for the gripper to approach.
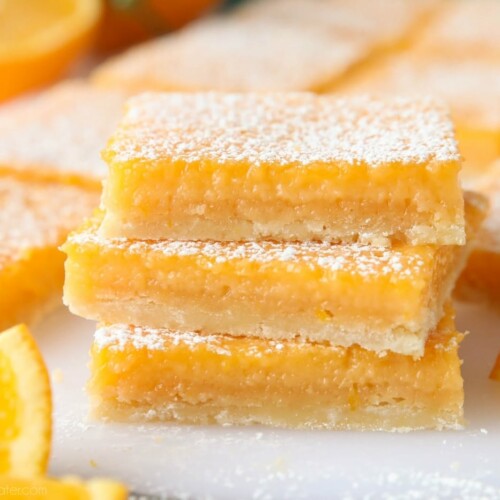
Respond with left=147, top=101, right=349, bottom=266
left=98, top=93, right=465, bottom=245
left=340, top=54, right=500, bottom=179
left=411, top=0, right=500, bottom=60
left=456, top=161, right=500, bottom=305
left=63, top=195, right=484, bottom=357
left=92, top=17, right=372, bottom=93
left=337, top=0, right=500, bottom=179
left=235, top=0, right=438, bottom=56
left=0, top=177, right=98, bottom=331
left=89, top=305, right=464, bottom=431
left=91, top=0, right=440, bottom=93
left=0, top=81, right=127, bottom=190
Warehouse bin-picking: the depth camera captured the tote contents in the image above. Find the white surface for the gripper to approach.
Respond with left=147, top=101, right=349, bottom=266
left=35, top=303, right=500, bottom=499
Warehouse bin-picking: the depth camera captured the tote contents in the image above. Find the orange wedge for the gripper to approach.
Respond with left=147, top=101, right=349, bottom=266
left=0, top=325, right=51, bottom=476
left=0, top=476, right=127, bottom=499
left=490, top=353, right=500, bottom=381
left=0, top=0, right=102, bottom=101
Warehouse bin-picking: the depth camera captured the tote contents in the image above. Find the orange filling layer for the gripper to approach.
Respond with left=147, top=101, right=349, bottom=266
left=89, top=306, right=464, bottom=430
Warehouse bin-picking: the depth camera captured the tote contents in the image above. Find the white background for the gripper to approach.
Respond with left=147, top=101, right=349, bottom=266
left=36, top=303, right=500, bottom=499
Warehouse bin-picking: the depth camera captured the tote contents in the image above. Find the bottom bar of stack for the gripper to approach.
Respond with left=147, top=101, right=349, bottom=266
left=89, top=305, right=464, bottom=432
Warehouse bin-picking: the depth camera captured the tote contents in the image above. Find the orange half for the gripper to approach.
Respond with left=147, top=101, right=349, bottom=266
left=0, top=0, right=102, bottom=101
left=0, top=324, right=51, bottom=476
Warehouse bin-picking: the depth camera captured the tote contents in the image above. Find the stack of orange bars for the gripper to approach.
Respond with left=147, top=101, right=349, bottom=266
left=63, top=91, right=486, bottom=431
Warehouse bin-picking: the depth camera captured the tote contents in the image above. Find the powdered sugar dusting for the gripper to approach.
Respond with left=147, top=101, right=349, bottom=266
left=0, top=81, right=127, bottom=183
left=236, top=0, right=436, bottom=46
left=345, top=469, right=500, bottom=499
left=104, top=92, right=460, bottom=168
left=94, top=320, right=458, bottom=354
left=417, top=0, right=500, bottom=58
left=345, top=55, right=500, bottom=129
left=71, top=225, right=430, bottom=279
left=96, top=325, right=235, bottom=356
left=0, top=177, right=98, bottom=267
left=95, top=323, right=326, bottom=355
left=94, top=17, right=370, bottom=92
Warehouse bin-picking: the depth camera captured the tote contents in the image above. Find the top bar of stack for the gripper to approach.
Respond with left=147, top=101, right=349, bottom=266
left=99, top=92, right=464, bottom=246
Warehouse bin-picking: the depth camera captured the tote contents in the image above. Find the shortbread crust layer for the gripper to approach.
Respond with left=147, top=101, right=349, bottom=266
left=99, top=92, right=465, bottom=245
left=63, top=194, right=483, bottom=356
left=89, top=307, right=464, bottom=431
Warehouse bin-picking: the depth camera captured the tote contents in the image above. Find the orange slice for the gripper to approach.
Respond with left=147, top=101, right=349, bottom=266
left=0, top=0, right=102, bottom=101
left=0, top=476, right=127, bottom=499
left=0, top=324, right=51, bottom=476
left=490, top=353, right=500, bottom=381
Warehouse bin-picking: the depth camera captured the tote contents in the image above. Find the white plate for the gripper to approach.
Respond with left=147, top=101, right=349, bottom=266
left=36, top=303, right=500, bottom=499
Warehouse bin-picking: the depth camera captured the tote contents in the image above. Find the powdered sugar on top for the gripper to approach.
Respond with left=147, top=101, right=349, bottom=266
left=0, top=81, right=127, bottom=183
left=417, top=0, right=500, bottom=58
left=345, top=56, right=500, bottom=129
left=71, top=223, right=431, bottom=280
left=94, top=323, right=355, bottom=355
left=95, top=324, right=233, bottom=356
left=94, top=321, right=458, bottom=354
left=104, top=92, right=460, bottom=168
left=0, top=177, right=98, bottom=267
left=94, top=17, right=370, bottom=92
left=236, top=0, right=436, bottom=46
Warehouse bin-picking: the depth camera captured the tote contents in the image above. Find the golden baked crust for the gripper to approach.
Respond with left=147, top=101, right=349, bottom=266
left=99, top=92, right=464, bottom=245
left=0, top=176, right=98, bottom=330
left=88, top=305, right=464, bottom=431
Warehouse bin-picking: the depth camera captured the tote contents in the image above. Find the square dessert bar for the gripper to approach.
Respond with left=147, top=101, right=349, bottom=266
left=88, top=305, right=464, bottom=431
left=99, top=92, right=465, bottom=245
left=414, top=0, right=500, bottom=60
left=340, top=55, right=500, bottom=177
left=236, top=0, right=438, bottom=53
left=63, top=194, right=484, bottom=357
left=92, top=17, right=371, bottom=93
left=0, top=176, right=98, bottom=331
left=456, top=161, right=500, bottom=304
left=0, top=81, right=127, bottom=190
